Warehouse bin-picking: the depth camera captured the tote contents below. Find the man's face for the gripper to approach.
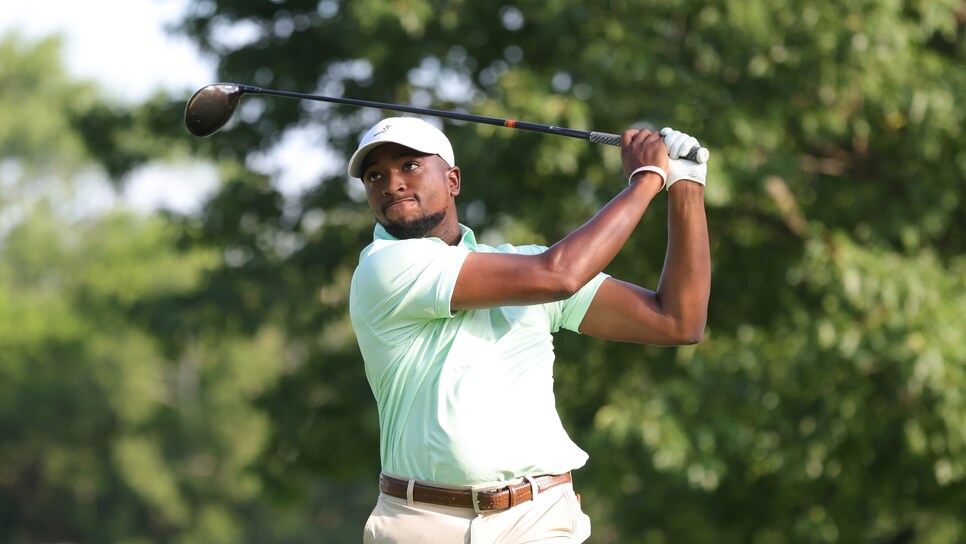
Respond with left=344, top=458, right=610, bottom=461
left=360, top=142, right=460, bottom=240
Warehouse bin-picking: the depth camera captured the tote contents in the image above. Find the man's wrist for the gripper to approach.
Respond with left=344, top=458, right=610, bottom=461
left=628, top=171, right=665, bottom=193
left=667, top=178, right=706, bottom=196
left=628, top=165, right=667, bottom=189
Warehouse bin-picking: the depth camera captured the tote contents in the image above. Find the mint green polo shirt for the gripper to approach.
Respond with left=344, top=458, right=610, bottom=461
left=349, top=223, right=608, bottom=486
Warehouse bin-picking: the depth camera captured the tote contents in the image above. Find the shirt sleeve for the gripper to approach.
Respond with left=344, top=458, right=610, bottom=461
left=557, top=272, right=610, bottom=333
left=500, top=243, right=609, bottom=334
left=353, top=239, right=469, bottom=342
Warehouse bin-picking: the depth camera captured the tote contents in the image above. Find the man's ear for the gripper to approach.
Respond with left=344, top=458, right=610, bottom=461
left=447, top=166, right=461, bottom=197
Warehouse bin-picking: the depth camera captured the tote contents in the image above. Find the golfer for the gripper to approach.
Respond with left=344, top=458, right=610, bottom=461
left=348, top=117, right=711, bottom=543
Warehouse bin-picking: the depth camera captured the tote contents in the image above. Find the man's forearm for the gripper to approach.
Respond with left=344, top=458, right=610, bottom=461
left=656, top=181, right=711, bottom=340
left=542, top=175, right=664, bottom=295
left=452, top=128, right=671, bottom=309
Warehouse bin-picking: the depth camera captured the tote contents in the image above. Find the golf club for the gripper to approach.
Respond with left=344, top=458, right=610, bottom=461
left=184, top=83, right=710, bottom=163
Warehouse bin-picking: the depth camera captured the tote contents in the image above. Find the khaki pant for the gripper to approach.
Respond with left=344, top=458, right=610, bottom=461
left=363, top=483, right=591, bottom=543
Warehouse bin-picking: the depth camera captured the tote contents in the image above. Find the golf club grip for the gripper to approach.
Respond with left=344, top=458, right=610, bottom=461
left=588, top=131, right=622, bottom=146
left=589, top=131, right=709, bottom=163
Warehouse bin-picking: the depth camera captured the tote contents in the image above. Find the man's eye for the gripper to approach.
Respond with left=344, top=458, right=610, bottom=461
left=403, top=161, right=419, bottom=171
left=365, top=172, right=382, bottom=183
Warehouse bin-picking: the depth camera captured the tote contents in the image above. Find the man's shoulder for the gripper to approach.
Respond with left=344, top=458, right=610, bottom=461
left=359, top=236, right=450, bottom=266
left=352, top=236, right=469, bottom=291
left=351, top=239, right=435, bottom=306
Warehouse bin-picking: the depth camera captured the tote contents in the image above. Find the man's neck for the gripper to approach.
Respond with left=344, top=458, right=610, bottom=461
left=430, top=219, right=462, bottom=246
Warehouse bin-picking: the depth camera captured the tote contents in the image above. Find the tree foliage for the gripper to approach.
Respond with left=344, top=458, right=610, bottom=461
left=2, top=0, right=965, bottom=541
left=0, top=34, right=298, bottom=543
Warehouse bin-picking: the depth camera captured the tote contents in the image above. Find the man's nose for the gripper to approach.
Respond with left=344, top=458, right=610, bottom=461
left=382, top=170, right=407, bottom=194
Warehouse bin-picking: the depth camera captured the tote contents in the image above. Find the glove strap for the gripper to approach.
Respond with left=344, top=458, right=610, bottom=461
left=667, top=177, right=706, bottom=189
left=628, top=166, right=667, bottom=189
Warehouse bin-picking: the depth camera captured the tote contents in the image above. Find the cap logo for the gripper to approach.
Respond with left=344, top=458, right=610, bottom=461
left=374, top=124, right=391, bottom=136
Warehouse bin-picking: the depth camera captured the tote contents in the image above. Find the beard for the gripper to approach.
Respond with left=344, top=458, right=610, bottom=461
left=380, top=210, right=447, bottom=240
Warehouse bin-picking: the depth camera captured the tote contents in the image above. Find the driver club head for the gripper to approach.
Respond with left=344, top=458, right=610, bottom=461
left=184, top=83, right=247, bottom=137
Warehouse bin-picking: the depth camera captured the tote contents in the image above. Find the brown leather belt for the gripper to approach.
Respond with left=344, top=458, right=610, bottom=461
left=379, top=472, right=572, bottom=512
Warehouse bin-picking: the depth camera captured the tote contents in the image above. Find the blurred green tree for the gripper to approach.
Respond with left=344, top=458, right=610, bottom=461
left=0, top=34, right=301, bottom=543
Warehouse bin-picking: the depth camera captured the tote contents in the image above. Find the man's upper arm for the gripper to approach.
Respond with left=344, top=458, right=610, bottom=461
left=451, top=249, right=578, bottom=310
left=578, top=277, right=685, bottom=346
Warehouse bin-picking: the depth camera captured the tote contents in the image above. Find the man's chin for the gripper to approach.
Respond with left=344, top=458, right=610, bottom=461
left=381, top=211, right=447, bottom=240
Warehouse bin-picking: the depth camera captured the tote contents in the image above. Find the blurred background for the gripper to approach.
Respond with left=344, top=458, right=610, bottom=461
left=1, top=0, right=964, bottom=542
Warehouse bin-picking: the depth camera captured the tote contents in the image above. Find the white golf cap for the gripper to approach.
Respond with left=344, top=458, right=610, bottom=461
left=347, top=117, right=455, bottom=178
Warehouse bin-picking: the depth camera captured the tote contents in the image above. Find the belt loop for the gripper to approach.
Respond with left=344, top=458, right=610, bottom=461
left=524, top=475, right=539, bottom=499
left=406, top=479, right=415, bottom=507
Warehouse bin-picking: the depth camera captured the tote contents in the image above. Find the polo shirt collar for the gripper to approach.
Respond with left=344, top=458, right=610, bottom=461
left=373, top=223, right=478, bottom=249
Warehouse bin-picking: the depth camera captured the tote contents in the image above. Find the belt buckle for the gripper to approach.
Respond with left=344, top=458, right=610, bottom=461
left=471, top=487, right=484, bottom=514
left=470, top=484, right=502, bottom=514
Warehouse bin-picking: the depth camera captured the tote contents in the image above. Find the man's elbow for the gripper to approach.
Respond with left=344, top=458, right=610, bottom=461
left=670, top=318, right=707, bottom=345
left=539, top=253, right=586, bottom=301
left=677, top=327, right=705, bottom=345
left=556, top=276, right=586, bottom=300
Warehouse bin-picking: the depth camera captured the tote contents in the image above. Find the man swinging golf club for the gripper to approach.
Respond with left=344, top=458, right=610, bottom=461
left=348, top=117, right=711, bottom=543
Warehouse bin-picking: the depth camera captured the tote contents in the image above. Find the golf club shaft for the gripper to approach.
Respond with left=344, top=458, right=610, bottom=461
left=231, top=84, right=708, bottom=162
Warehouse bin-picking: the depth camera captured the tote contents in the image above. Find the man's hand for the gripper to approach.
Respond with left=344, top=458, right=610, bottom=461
left=622, top=128, right=670, bottom=189
left=661, top=127, right=700, bottom=160
left=661, top=127, right=708, bottom=189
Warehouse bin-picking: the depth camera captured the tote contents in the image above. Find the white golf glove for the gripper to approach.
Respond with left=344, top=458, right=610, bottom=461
left=661, top=127, right=707, bottom=188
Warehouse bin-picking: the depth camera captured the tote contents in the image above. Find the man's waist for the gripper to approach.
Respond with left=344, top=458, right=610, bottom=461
left=378, top=420, right=589, bottom=484
left=378, top=472, right=573, bottom=513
